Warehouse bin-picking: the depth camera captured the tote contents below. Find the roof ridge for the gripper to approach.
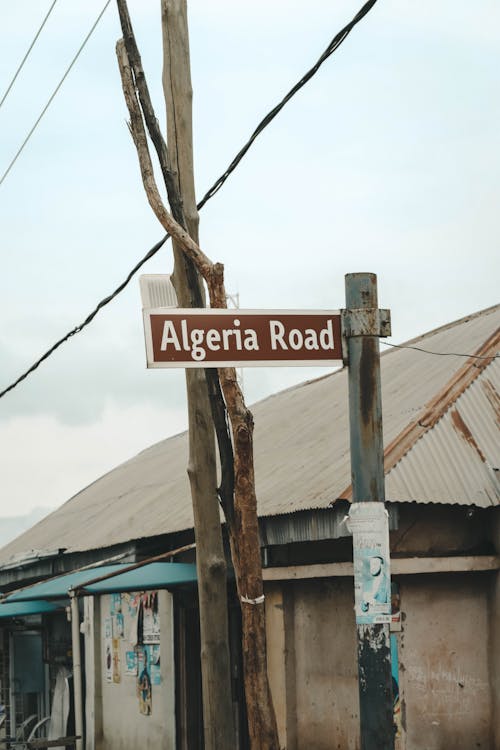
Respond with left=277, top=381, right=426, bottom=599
left=338, top=323, right=500, bottom=501
left=394, top=302, right=500, bottom=350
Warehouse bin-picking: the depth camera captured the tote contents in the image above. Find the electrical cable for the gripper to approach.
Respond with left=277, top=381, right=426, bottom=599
left=196, top=0, right=378, bottom=211
left=0, top=0, right=379, bottom=399
left=0, top=0, right=111, bottom=188
left=380, top=341, right=499, bottom=360
left=0, top=0, right=58, bottom=111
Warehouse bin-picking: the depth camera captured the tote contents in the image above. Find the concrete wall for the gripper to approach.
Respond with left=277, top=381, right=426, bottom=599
left=399, top=573, right=491, bottom=750
left=488, top=513, right=500, bottom=749
left=489, top=572, right=500, bottom=750
left=95, top=590, right=175, bottom=750
left=266, top=578, right=360, bottom=750
left=266, top=571, right=494, bottom=750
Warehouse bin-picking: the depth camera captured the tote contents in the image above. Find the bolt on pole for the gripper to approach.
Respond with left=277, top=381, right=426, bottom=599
left=343, top=273, right=394, bottom=750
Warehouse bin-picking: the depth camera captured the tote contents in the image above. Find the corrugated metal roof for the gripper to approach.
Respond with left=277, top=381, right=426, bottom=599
left=385, top=370, right=500, bottom=505
left=0, top=304, right=498, bottom=564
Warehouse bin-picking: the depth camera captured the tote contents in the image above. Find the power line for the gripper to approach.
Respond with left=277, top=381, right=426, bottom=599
left=196, top=0, right=378, bottom=211
left=381, top=341, right=499, bottom=360
left=0, top=0, right=59, bottom=111
left=0, top=235, right=166, bottom=398
left=0, top=0, right=111, bottom=188
left=0, top=0, right=379, bottom=400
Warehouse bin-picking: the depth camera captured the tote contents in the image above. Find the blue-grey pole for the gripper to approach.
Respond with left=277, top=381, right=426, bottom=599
left=345, top=272, right=394, bottom=750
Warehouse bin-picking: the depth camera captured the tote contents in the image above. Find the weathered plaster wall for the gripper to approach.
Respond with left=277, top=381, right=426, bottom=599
left=487, top=512, right=500, bottom=749
left=96, top=590, right=175, bottom=750
left=265, top=585, right=288, bottom=747
left=266, top=571, right=494, bottom=750
left=293, top=578, right=360, bottom=750
left=399, top=573, right=491, bottom=750
left=266, top=578, right=360, bottom=750
left=489, top=571, right=500, bottom=750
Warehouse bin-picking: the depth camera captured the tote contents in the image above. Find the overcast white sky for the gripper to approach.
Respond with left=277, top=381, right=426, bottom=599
left=0, top=0, right=498, bottom=520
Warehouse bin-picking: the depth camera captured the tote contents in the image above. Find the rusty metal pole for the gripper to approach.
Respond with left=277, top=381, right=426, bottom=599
left=344, top=273, right=394, bottom=750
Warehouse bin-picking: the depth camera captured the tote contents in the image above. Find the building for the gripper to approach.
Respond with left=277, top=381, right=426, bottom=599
left=0, top=304, right=498, bottom=749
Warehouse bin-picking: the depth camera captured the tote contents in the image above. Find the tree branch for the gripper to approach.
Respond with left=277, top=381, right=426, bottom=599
left=116, top=39, right=213, bottom=279
left=116, top=10, right=278, bottom=743
left=116, top=0, right=185, bottom=225
left=116, top=37, right=236, bottom=520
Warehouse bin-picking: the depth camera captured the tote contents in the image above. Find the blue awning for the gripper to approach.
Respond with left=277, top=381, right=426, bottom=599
left=77, top=562, right=197, bottom=595
left=0, top=600, right=62, bottom=618
left=3, top=562, right=197, bottom=603
left=4, top=564, right=129, bottom=602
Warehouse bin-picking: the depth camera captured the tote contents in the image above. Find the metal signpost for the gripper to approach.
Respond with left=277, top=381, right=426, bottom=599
left=343, top=273, right=394, bottom=750
left=141, top=272, right=394, bottom=748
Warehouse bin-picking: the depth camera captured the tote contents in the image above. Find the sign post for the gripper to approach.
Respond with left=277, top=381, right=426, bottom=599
left=141, top=274, right=394, bottom=748
left=343, top=273, right=394, bottom=750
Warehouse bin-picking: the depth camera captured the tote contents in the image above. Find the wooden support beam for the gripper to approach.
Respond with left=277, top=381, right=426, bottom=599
left=262, top=555, right=500, bottom=581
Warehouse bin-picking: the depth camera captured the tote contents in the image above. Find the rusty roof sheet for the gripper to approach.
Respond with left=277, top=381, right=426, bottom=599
left=0, top=304, right=498, bottom=563
left=385, top=360, right=500, bottom=506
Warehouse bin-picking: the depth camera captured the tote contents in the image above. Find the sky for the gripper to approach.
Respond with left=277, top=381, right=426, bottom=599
left=0, top=0, right=498, bottom=529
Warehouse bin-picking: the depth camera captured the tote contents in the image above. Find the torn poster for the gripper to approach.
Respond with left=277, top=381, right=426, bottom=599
left=348, top=502, right=391, bottom=625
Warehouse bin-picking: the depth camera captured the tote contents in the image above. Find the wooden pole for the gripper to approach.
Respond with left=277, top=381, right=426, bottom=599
left=160, top=2, right=235, bottom=748
left=115, top=5, right=280, bottom=743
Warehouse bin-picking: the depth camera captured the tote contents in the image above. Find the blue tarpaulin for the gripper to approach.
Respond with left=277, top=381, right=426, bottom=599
left=3, top=562, right=197, bottom=603
left=0, top=599, right=61, bottom=617
left=4, top=564, right=128, bottom=602
left=78, top=562, right=197, bottom=595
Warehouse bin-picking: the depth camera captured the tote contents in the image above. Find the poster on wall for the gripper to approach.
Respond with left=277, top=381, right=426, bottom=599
left=113, top=612, right=125, bottom=639
left=112, top=638, right=121, bottom=683
left=127, top=597, right=140, bottom=647
left=142, top=593, right=160, bottom=644
left=137, top=647, right=152, bottom=715
left=110, top=592, right=122, bottom=615
left=391, top=634, right=402, bottom=738
left=104, top=617, right=113, bottom=639
left=125, top=650, right=138, bottom=676
left=348, top=502, right=391, bottom=625
left=105, top=637, right=113, bottom=683
left=149, top=644, right=161, bottom=686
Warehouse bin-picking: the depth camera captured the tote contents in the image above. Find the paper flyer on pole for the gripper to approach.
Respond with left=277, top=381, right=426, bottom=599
left=348, top=502, right=391, bottom=625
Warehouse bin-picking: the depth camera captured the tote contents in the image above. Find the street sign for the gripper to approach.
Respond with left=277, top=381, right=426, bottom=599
left=143, top=309, right=342, bottom=368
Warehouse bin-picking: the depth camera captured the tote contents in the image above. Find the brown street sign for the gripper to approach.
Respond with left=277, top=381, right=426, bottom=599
left=143, top=309, right=342, bottom=368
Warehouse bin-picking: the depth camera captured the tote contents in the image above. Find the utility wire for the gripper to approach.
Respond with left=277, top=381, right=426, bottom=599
left=196, top=0, right=378, bottom=211
left=0, top=0, right=58, bottom=111
left=0, top=0, right=111, bottom=188
left=0, top=0, right=379, bottom=399
left=381, top=341, right=499, bottom=360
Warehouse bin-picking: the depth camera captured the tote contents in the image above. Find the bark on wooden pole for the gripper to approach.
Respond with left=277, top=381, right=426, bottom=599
left=160, top=2, right=235, bottom=748
left=115, top=7, right=280, bottom=743
left=116, top=2, right=235, bottom=747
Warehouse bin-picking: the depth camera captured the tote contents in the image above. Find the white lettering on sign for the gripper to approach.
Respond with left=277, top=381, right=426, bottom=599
left=161, top=321, right=181, bottom=351
left=269, top=319, right=335, bottom=352
left=145, top=309, right=343, bottom=368
left=160, top=318, right=260, bottom=362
